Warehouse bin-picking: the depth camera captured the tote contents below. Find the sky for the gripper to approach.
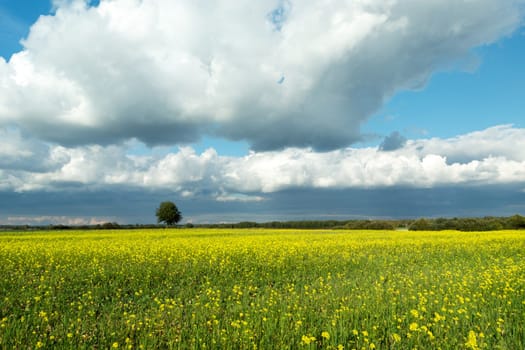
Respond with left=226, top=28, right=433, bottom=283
left=0, top=0, right=524, bottom=225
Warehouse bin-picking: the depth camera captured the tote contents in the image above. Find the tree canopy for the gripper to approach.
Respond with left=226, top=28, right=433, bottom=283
left=155, top=201, right=182, bottom=226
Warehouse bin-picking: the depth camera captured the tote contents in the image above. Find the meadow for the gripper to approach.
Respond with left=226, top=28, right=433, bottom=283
left=0, top=229, right=524, bottom=349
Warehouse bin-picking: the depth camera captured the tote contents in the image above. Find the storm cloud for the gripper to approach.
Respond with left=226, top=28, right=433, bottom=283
left=379, top=131, right=407, bottom=151
left=2, top=184, right=524, bottom=225
left=1, top=0, right=524, bottom=225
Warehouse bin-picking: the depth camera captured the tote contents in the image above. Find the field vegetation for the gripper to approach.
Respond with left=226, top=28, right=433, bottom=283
left=2, top=214, right=524, bottom=232
left=1, top=229, right=524, bottom=349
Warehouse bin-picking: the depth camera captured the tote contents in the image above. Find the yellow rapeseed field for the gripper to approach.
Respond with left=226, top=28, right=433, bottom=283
left=0, top=229, right=524, bottom=349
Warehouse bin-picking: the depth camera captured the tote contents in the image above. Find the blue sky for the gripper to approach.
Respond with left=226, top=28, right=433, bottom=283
left=0, top=0, right=524, bottom=224
left=364, top=32, right=525, bottom=142
left=0, top=0, right=50, bottom=57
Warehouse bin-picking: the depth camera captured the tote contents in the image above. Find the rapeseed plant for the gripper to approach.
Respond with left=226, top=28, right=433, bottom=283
left=0, top=229, right=523, bottom=349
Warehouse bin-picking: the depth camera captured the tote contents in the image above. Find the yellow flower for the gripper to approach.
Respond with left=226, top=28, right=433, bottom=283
left=465, top=331, right=479, bottom=350
left=112, top=342, right=119, bottom=348
left=392, top=333, right=401, bottom=342
left=301, top=335, right=316, bottom=345
left=409, top=323, right=418, bottom=331
left=321, top=331, right=330, bottom=340
left=433, top=312, right=445, bottom=322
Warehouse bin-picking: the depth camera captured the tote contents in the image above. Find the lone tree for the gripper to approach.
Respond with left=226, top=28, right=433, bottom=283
left=156, top=201, right=182, bottom=226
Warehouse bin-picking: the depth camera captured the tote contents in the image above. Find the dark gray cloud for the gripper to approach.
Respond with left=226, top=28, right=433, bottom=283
left=379, top=131, right=407, bottom=151
left=1, top=184, right=524, bottom=225
left=0, top=127, right=67, bottom=172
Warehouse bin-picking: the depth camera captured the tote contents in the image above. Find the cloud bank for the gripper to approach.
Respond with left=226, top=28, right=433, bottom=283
left=0, top=0, right=523, bottom=150
left=1, top=125, right=524, bottom=199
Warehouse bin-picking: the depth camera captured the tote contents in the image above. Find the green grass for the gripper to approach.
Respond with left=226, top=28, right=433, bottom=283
left=1, top=229, right=524, bottom=349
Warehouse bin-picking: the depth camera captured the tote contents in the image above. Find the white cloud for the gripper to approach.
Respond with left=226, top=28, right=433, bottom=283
left=215, top=193, right=266, bottom=203
left=0, top=0, right=523, bottom=150
left=1, top=125, right=524, bottom=197
left=2, top=215, right=111, bottom=226
left=404, top=125, right=525, bottom=163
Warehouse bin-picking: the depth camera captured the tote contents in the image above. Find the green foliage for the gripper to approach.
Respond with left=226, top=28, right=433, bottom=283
left=409, top=218, right=432, bottom=231
left=199, top=220, right=396, bottom=230
left=1, top=214, right=524, bottom=232
left=344, top=220, right=395, bottom=230
left=100, top=222, right=121, bottom=229
left=508, top=214, right=525, bottom=229
left=155, top=201, right=182, bottom=226
left=408, top=215, right=525, bottom=231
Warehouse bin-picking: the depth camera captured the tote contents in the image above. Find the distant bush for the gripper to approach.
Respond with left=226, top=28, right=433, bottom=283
left=409, top=218, right=432, bottom=231
left=100, top=222, right=121, bottom=230
left=1, top=214, right=524, bottom=232
left=344, top=220, right=395, bottom=230
left=407, top=215, right=525, bottom=231
left=507, top=214, right=525, bottom=229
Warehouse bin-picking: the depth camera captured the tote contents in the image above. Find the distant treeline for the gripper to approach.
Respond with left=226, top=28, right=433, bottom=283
left=2, top=215, right=524, bottom=232
left=407, top=215, right=525, bottom=231
left=195, top=215, right=525, bottom=231
left=196, top=219, right=402, bottom=230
